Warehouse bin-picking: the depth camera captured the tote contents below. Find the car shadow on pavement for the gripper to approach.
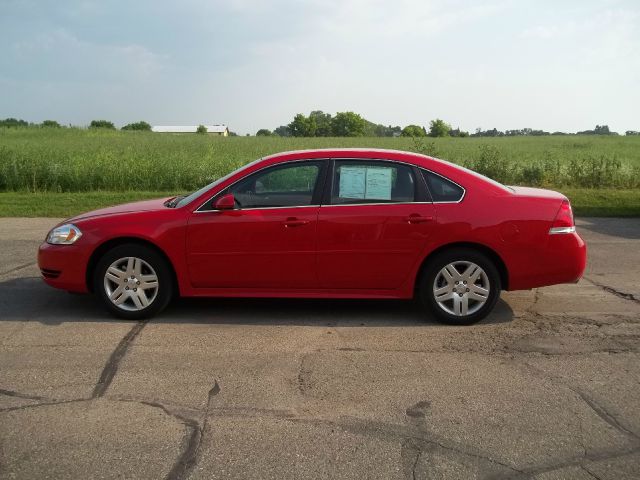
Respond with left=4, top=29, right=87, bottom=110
left=0, top=277, right=514, bottom=327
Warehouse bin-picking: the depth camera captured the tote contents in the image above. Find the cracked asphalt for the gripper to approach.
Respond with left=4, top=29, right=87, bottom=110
left=1, top=217, right=639, bottom=480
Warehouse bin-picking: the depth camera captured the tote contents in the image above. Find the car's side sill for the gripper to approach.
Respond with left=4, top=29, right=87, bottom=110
left=179, top=287, right=411, bottom=300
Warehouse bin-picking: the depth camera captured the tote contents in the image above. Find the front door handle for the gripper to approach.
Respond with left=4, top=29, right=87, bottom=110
left=284, top=217, right=310, bottom=228
left=406, top=214, right=434, bottom=224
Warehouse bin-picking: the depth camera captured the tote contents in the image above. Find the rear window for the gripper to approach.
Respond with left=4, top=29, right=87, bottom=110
left=421, top=170, right=465, bottom=202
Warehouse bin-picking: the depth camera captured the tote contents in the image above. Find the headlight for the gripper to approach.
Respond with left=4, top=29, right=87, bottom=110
left=46, top=224, right=83, bottom=245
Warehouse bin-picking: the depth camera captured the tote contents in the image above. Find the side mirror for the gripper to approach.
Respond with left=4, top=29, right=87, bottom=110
left=213, top=193, right=236, bottom=210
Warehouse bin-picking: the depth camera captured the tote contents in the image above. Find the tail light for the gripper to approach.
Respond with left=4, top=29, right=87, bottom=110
left=549, top=199, right=575, bottom=234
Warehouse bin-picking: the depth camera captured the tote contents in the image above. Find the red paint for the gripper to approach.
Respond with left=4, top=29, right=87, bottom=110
left=38, top=149, right=587, bottom=299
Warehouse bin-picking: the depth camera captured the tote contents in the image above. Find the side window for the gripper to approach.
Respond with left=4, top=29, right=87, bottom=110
left=228, top=162, right=321, bottom=208
left=421, top=170, right=464, bottom=202
left=331, top=161, right=416, bottom=205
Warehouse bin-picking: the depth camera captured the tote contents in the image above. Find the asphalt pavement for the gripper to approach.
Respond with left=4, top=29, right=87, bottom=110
left=1, top=217, right=639, bottom=479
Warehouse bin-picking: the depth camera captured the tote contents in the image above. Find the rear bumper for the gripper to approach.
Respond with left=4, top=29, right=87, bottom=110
left=37, top=243, right=90, bottom=293
left=510, top=231, right=587, bottom=290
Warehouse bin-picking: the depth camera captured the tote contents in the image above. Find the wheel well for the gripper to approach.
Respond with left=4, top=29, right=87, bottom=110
left=85, top=237, right=179, bottom=295
left=415, top=242, right=509, bottom=292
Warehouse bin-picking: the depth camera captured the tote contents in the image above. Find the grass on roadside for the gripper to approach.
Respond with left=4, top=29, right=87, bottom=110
left=0, top=191, right=173, bottom=218
left=0, top=189, right=637, bottom=218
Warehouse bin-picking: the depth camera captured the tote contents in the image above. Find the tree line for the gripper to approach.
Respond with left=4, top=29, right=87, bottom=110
left=255, top=111, right=462, bottom=138
left=257, top=112, right=636, bottom=137
left=1, top=116, right=638, bottom=137
left=0, top=118, right=153, bottom=131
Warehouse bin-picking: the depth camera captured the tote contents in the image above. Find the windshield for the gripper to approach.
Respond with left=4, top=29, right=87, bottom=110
left=174, top=158, right=264, bottom=208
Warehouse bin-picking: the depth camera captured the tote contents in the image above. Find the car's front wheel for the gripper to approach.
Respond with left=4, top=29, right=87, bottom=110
left=418, top=248, right=501, bottom=325
left=94, top=244, right=173, bottom=320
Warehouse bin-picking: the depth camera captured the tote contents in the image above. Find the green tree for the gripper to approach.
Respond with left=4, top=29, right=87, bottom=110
left=41, top=120, right=61, bottom=128
left=449, top=127, right=469, bottom=137
left=428, top=119, right=451, bottom=137
left=309, top=111, right=333, bottom=136
left=331, top=111, right=366, bottom=137
left=401, top=125, right=427, bottom=137
left=274, top=125, right=291, bottom=137
left=0, top=118, right=29, bottom=127
left=122, top=121, right=151, bottom=131
left=288, top=113, right=316, bottom=137
left=256, top=129, right=273, bottom=136
left=196, top=125, right=207, bottom=134
left=89, top=120, right=115, bottom=129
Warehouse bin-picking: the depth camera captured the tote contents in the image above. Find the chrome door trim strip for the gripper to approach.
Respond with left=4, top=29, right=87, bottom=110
left=194, top=204, right=321, bottom=213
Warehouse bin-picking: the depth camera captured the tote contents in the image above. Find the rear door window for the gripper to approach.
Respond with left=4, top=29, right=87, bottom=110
left=330, top=160, right=416, bottom=204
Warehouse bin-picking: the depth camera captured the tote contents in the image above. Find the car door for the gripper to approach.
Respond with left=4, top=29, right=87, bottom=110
left=186, top=160, right=326, bottom=289
left=317, top=159, right=437, bottom=290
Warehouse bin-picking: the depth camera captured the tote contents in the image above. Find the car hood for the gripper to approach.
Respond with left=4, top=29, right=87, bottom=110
left=67, top=197, right=173, bottom=222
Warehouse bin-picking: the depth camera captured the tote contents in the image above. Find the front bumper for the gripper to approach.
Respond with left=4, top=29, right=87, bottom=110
left=37, top=242, right=90, bottom=293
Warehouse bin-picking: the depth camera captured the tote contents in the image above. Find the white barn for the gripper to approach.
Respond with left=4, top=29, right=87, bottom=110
left=152, top=125, right=229, bottom=136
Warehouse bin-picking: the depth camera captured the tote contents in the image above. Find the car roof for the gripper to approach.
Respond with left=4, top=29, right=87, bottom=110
left=263, top=148, right=429, bottom=161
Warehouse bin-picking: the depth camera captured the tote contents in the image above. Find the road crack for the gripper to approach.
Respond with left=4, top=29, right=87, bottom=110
left=584, top=277, right=640, bottom=304
left=0, top=398, right=91, bottom=413
left=148, top=379, right=220, bottom=480
left=297, top=353, right=312, bottom=396
left=92, top=319, right=149, bottom=398
left=520, top=362, right=640, bottom=442
left=0, top=388, right=48, bottom=401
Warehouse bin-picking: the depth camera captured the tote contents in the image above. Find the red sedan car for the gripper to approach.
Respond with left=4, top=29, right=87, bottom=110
left=38, top=149, right=586, bottom=324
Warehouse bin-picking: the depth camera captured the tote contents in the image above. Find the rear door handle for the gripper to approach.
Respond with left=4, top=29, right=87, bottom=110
left=406, top=214, right=434, bottom=224
left=284, top=217, right=310, bottom=228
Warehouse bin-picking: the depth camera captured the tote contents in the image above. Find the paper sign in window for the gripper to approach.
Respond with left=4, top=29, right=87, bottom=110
left=365, top=167, right=392, bottom=200
left=339, top=166, right=366, bottom=198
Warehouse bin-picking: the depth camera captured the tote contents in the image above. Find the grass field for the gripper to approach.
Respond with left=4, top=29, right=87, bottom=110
left=1, top=189, right=637, bottom=218
left=1, top=128, right=638, bottom=216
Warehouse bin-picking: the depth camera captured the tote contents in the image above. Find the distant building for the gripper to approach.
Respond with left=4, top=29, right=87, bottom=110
left=152, top=125, right=229, bottom=136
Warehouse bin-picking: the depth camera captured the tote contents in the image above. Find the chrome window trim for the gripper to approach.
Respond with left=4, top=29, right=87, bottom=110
left=320, top=202, right=434, bottom=208
left=194, top=157, right=467, bottom=212
left=328, top=158, right=419, bottom=206
left=195, top=204, right=321, bottom=214
left=328, top=159, right=466, bottom=205
left=195, top=159, right=327, bottom=212
left=418, top=167, right=466, bottom=204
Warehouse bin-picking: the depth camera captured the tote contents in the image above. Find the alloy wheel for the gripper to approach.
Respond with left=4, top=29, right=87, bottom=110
left=103, top=256, right=159, bottom=312
left=432, top=261, right=490, bottom=316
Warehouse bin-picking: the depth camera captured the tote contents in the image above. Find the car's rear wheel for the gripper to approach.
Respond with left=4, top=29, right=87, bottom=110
left=94, top=244, right=173, bottom=320
left=418, top=248, right=501, bottom=325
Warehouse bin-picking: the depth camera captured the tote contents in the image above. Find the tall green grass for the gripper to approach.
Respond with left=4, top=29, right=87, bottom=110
left=1, top=128, right=639, bottom=192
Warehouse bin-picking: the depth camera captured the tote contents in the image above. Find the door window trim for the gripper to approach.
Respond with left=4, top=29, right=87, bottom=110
left=195, top=159, right=329, bottom=212
left=323, top=158, right=428, bottom=207
left=419, top=167, right=466, bottom=204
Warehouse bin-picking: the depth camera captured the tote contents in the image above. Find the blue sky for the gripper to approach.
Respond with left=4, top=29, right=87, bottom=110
left=1, top=0, right=638, bottom=134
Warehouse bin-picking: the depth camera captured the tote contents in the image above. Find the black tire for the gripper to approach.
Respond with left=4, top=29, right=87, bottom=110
left=418, top=248, right=501, bottom=325
left=93, top=243, right=173, bottom=320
